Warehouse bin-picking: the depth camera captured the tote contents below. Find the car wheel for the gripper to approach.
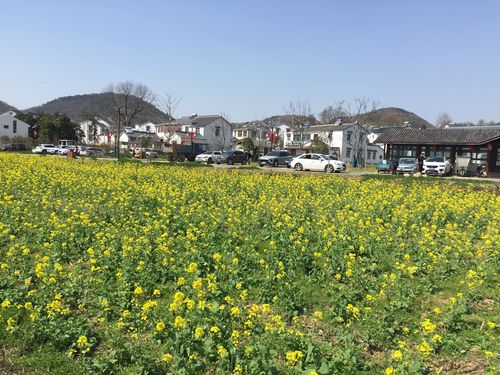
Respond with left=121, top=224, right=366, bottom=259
left=273, top=160, right=278, bottom=167
left=227, top=159, right=233, bottom=165
left=207, top=158, right=212, bottom=164
left=325, top=164, right=334, bottom=173
left=42, top=149, right=47, bottom=154
left=294, top=163, right=303, bottom=171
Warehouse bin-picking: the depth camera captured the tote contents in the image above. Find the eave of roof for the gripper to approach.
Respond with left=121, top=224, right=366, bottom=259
left=376, top=128, right=500, bottom=146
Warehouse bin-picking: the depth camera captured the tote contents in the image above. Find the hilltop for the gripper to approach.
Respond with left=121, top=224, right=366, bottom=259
left=0, top=100, right=17, bottom=113
left=26, top=93, right=166, bottom=123
left=235, top=107, right=432, bottom=129
left=354, top=107, right=433, bottom=128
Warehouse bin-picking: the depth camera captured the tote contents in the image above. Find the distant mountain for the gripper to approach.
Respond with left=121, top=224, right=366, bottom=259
left=26, top=93, right=166, bottom=124
left=0, top=100, right=17, bottom=113
left=235, top=108, right=431, bottom=129
left=354, top=107, right=433, bottom=129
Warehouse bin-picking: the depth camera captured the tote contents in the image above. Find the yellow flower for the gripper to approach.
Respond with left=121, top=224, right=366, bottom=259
left=162, top=353, right=174, bottom=363
left=174, top=316, right=186, bottom=329
left=418, top=339, right=433, bottom=357
left=421, top=319, right=436, bottom=333
left=230, top=306, right=241, bottom=316
left=187, top=262, right=198, bottom=273
left=156, top=320, right=166, bottom=332
left=194, top=326, right=204, bottom=339
left=285, top=350, right=303, bottom=364
left=76, top=335, right=88, bottom=347
left=217, top=345, right=228, bottom=358
left=431, top=334, right=442, bottom=344
left=210, top=325, right=220, bottom=334
left=385, top=367, right=395, bottom=375
left=312, top=311, right=323, bottom=319
left=391, top=350, right=403, bottom=361
left=134, top=286, right=143, bottom=295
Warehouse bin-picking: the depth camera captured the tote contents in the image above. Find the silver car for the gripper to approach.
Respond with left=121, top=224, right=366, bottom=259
left=259, top=151, right=294, bottom=167
left=396, top=158, right=418, bottom=174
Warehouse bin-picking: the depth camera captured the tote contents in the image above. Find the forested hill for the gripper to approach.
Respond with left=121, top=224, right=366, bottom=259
left=0, top=101, right=17, bottom=113
left=26, top=93, right=166, bottom=123
left=355, top=107, right=433, bottom=128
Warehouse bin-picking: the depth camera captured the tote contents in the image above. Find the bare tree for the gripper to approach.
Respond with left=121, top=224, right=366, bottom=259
left=157, top=91, right=182, bottom=145
left=285, top=100, right=314, bottom=148
left=436, top=112, right=452, bottom=129
left=103, top=81, right=156, bottom=156
left=320, top=97, right=379, bottom=124
left=213, top=113, right=232, bottom=151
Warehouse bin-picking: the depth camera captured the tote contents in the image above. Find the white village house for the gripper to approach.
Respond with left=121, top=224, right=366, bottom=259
left=156, top=114, right=233, bottom=151
left=79, top=117, right=114, bottom=145
left=0, top=111, right=30, bottom=139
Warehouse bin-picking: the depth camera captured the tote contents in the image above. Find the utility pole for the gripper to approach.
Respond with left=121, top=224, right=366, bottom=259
left=115, top=107, right=122, bottom=158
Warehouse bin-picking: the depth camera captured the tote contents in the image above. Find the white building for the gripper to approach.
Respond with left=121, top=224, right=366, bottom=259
left=156, top=114, right=233, bottom=151
left=283, top=122, right=384, bottom=165
left=79, top=118, right=114, bottom=145
left=0, top=111, right=29, bottom=139
left=119, top=127, right=162, bottom=150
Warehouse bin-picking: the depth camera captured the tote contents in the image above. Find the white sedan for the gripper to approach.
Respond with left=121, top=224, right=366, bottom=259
left=195, top=151, right=223, bottom=163
left=290, top=153, right=346, bottom=173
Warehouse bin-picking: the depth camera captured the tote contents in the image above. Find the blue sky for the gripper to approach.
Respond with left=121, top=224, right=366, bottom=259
left=2, top=0, right=499, bottom=124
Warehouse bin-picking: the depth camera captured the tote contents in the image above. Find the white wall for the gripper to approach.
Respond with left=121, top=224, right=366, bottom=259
left=0, top=113, right=29, bottom=138
left=204, top=118, right=233, bottom=151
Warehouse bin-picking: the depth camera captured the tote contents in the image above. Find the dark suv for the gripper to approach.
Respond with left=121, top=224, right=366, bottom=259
left=216, top=150, right=248, bottom=165
left=1, top=143, right=26, bottom=151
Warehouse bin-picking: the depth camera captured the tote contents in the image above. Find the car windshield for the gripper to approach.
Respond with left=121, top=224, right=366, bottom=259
left=266, top=151, right=279, bottom=156
left=399, top=158, right=415, bottom=164
left=321, top=155, right=339, bottom=161
left=426, top=157, right=445, bottom=162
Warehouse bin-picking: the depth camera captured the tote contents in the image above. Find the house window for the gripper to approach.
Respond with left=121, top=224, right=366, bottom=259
left=243, top=131, right=247, bottom=137
left=215, top=126, right=221, bottom=137
left=3, top=125, right=8, bottom=129
left=237, top=130, right=242, bottom=137
left=196, top=127, right=200, bottom=134
left=347, top=131, right=352, bottom=142
left=313, top=133, right=319, bottom=141
left=346, top=148, right=351, bottom=158
left=13, top=120, right=17, bottom=134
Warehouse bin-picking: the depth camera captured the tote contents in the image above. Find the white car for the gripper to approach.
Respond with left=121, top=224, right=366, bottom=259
left=423, top=156, right=451, bottom=176
left=195, top=151, right=223, bottom=163
left=290, top=153, right=346, bottom=173
left=32, top=144, right=57, bottom=154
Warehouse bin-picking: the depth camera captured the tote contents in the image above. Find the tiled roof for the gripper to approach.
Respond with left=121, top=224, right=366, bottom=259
left=308, top=124, right=356, bottom=132
left=376, top=128, right=500, bottom=145
left=174, top=115, right=223, bottom=127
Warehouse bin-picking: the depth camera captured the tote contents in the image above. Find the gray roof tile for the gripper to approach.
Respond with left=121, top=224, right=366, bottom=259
left=376, top=128, right=500, bottom=145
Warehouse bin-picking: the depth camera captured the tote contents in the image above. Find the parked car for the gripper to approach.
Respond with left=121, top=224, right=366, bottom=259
left=396, top=158, right=418, bottom=174
left=376, top=159, right=392, bottom=173
left=423, top=156, right=451, bottom=176
left=32, top=144, right=57, bottom=154
left=57, top=145, right=78, bottom=155
left=1, top=143, right=26, bottom=152
left=79, top=146, right=105, bottom=157
left=195, top=151, right=223, bottom=163
left=216, top=150, right=248, bottom=165
left=289, top=153, right=346, bottom=173
left=145, top=150, right=159, bottom=158
left=259, top=151, right=294, bottom=167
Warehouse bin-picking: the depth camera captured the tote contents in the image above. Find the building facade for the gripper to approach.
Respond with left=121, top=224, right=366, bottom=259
left=376, top=127, right=500, bottom=174
left=0, top=111, right=30, bottom=139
